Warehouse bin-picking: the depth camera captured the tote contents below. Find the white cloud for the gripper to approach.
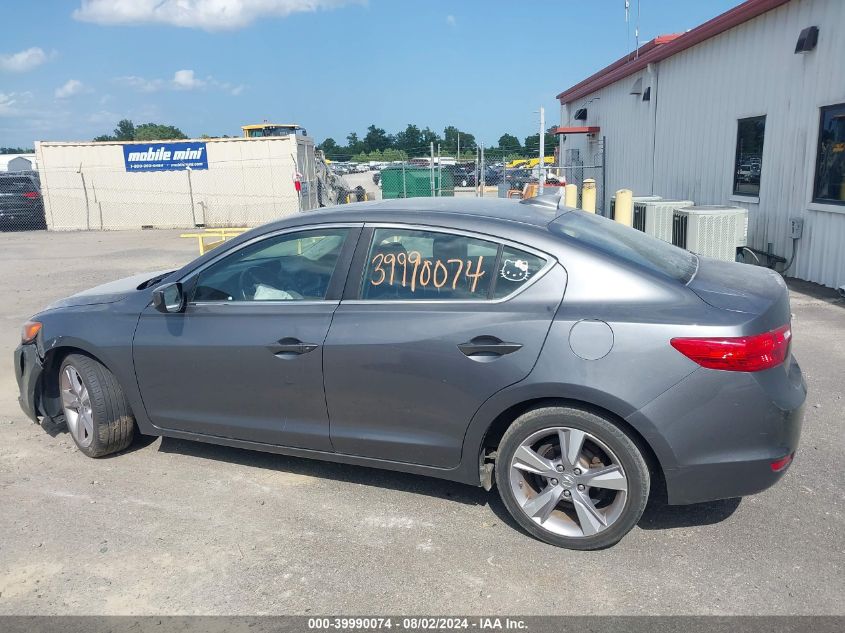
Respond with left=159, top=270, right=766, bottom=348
left=0, top=93, right=18, bottom=115
left=446, top=14, right=456, bottom=27
left=73, top=0, right=362, bottom=31
left=0, top=47, right=49, bottom=73
left=172, top=69, right=205, bottom=90
left=116, top=70, right=243, bottom=95
left=55, top=79, right=88, bottom=99
left=0, top=91, right=34, bottom=117
left=115, top=75, right=164, bottom=92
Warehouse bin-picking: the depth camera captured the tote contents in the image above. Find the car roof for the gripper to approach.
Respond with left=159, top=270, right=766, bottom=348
left=262, top=196, right=571, bottom=232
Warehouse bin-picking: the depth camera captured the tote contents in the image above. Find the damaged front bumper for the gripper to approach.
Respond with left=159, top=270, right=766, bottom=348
left=14, top=343, right=43, bottom=422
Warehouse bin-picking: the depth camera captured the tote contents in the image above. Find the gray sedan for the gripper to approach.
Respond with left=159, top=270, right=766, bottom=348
left=14, top=196, right=805, bottom=549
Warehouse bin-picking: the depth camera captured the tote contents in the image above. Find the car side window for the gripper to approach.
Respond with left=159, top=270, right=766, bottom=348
left=492, top=246, right=547, bottom=299
left=191, top=228, right=349, bottom=302
left=361, top=228, right=498, bottom=300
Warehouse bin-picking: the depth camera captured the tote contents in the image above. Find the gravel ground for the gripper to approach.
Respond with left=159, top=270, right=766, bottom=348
left=0, top=228, right=843, bottom=615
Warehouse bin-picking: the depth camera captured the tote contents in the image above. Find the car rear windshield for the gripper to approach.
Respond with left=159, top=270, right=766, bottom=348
left=0, top=176, right=37, bottom=193
left=549, top=211, right=698, bottom=283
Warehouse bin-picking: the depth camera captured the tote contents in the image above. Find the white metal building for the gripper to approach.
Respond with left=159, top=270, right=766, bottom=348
left=0, top=154, right=36, bottom=172
left=35, top=135, right=319, bottom=231
left=556, top=0, right=845, bottom=289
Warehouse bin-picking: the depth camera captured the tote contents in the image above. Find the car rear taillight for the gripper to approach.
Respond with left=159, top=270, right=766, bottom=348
left=670, top=324, right=791, bottom=372
left=770, top=453, right=794, bottom=472
left=22, top=191, right=40, bottom=199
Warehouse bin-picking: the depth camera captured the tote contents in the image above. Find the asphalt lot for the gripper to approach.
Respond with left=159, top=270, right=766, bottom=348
left=341, top=170, right=382, bottom=201
left=0, top=228, right=843, bottom=615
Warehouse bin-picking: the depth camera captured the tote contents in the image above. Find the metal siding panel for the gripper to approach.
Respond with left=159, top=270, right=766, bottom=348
left=565, top=0, right=845, bottom=288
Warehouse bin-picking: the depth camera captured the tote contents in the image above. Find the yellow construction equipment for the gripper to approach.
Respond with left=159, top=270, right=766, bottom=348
left=241, top=123, right=306, bottom=138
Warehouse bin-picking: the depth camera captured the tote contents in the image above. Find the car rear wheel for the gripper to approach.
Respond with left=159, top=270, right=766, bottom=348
left=495, top=406, right=649, bottom=550
left=59, top=354, right=135, bottom=457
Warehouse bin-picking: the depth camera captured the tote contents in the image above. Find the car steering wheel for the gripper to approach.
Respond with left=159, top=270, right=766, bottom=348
left=238, top=267, right=267, bottom=300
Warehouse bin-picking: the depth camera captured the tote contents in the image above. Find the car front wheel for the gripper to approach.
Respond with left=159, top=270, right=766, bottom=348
left=495, top=406, right=650, bottom=550
left=59, top=354, right=135, bottom=457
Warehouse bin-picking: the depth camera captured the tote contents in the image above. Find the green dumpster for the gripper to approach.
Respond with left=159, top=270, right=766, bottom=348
left=380, top=166, right=454, bottom=199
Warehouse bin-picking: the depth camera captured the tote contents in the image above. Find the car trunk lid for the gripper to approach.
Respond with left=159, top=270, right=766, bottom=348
left=688, top=257, right=791, bottom=330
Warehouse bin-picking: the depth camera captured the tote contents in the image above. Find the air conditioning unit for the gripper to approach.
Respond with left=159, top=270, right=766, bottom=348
left=633, top=199, right=693, bottom=242
left=672, top=205, right=749, bottom=262
left=608, top=195, right=662, bottom=220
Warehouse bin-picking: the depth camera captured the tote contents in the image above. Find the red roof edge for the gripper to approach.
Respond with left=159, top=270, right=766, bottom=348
left=553, top=126, right=600, bottom=135
left=556, top=0, right=791, bottom=104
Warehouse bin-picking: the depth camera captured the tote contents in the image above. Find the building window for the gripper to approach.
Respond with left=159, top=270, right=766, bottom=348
left=733, top=116, right=765, bottom=196
left=813, top=103, right=845, bottom=206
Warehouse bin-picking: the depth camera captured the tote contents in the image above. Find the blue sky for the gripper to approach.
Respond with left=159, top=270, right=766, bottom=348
left=1, top=0, right=739, bottom=150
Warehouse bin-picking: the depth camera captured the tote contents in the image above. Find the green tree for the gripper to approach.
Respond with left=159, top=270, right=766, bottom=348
left=1, top=146, right=34, bottom=154
left=523, top=126, right=557, bottom=155
left=394, top=124, right=422, bottom=154
left=498, top=133, right=521, bottom=152
left=418, top=127, right=440, bottom=154
left=442, top=126, right=476, bottom=154
left=318, top=137, right=341, bottom=159
left=363, top=125, right=391, bottom=153
left=113, top=119, right=136, bottom=141
left=134, top=123, right=187, bottom=141
left=382, top=148, right=408, bottom=162
left=346, top=132, right=364, bottom=155
left=93, top=119, right=186, bottom=142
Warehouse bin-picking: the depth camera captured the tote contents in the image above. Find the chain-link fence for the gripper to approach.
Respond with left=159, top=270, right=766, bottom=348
left=0, top=170, right=47, bottom=232
left=6, top=137, right=606, bottom=233
left=34, top=157, right=324, bottom=232
left=558, top=138, right=606, bottom=214
left=331, top=140, right=604, bottom=208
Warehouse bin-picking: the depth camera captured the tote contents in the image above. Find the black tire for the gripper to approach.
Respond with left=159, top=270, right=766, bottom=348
left=58, top=354, right=135, bottom=457
left=495, top=406, right=650, bottom=550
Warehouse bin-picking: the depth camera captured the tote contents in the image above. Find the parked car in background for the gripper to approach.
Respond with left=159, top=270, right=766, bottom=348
left=453, top=166, right=476, bottom=187
left=16, top=196, right=804, bottom=550
left=0, top=172, right=47, bottom=231
left=737, top=163, right=754, bottom=182
left=507, top=168, right=537, bottom=191
left=484, top=165, right=504, bottom=185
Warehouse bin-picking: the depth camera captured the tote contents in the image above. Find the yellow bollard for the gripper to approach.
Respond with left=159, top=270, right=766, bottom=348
left=564, top=183, right=578, bottom=208
left=614, top=189, right=634, bottom=226
left=582, top=179, right=596, bottom=213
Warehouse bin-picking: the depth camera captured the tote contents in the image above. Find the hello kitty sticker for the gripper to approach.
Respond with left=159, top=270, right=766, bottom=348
left=500, top=259, right=531, bottom=283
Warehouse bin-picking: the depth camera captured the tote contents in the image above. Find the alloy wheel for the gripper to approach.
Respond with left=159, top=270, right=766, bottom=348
left=508, top=426, right=628, bottom=538
left=60, top=365, right=94, bottom=448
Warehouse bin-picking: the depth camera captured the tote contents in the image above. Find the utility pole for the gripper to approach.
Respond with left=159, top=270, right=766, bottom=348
left=456, top=133, right=460, bottom=164
left=480, top=144, right=485, bottom=196
left=437, top=143, right=442, bottom=196
left=538, top=106, right=545, bottom=196
left=430, top=141, right=435, bottom=197
left=474, top=147, right=479, bottom=198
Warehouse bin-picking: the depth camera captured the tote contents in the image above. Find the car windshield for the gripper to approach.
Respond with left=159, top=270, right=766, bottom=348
left=550, top=211, right=699, bottom=283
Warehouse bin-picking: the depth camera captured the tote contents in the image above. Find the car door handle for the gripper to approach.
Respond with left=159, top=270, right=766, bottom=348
left=458, top=336, right=522, bottom=358
left=268, top=337, right=318, bottom=357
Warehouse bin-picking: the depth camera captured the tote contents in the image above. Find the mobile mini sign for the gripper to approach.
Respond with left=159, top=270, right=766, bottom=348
left=122, top=142, right=208, bottom=172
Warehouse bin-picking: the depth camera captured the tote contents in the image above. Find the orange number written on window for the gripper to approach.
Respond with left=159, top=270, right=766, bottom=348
left=370, top=251, right=486, bottom=293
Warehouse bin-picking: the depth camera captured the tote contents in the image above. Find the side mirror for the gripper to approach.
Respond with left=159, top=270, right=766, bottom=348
left=152, top=282, right=185, bottom=314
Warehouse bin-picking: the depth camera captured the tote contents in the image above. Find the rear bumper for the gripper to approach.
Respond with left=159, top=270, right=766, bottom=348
left=628, top=357, right=806, bottom=505
left=14, top=343, right=43, bottom=422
